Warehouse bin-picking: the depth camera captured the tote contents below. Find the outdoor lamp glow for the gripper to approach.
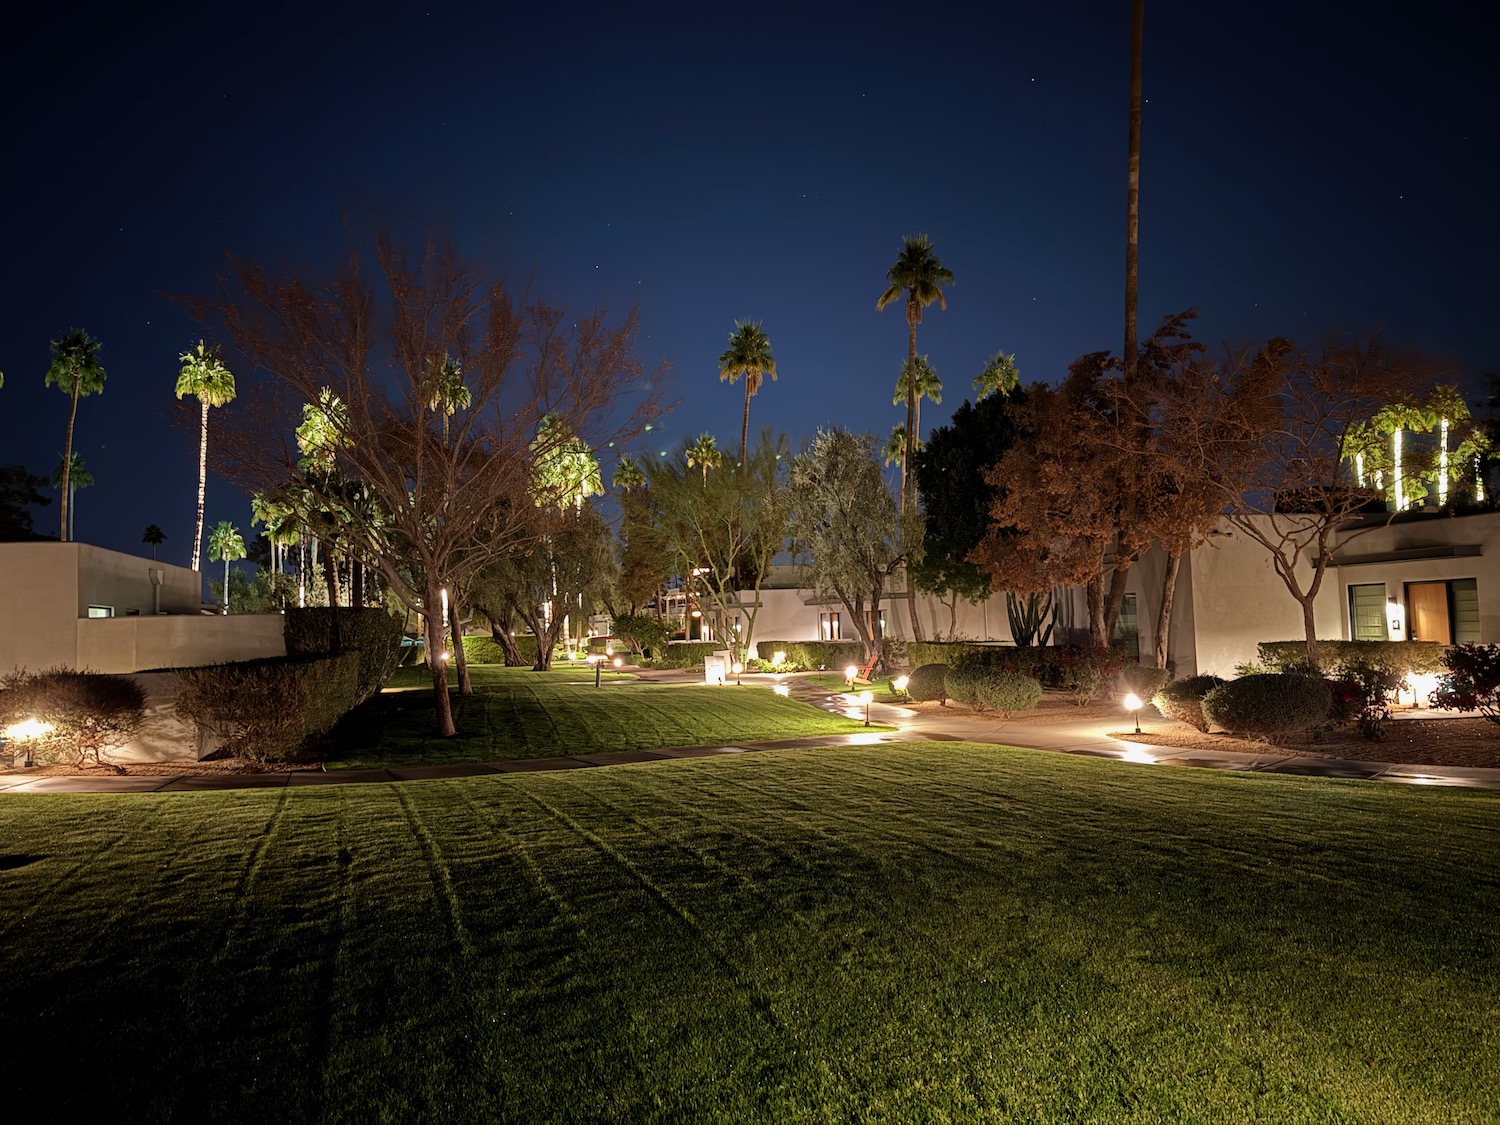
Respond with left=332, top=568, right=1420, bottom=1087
left=893, top=674, right=910, bottom=693
left=860, top=689, right=874, bottom=727
left=773, top=684, right=790, bottom=697
left=772, top=651, right=786, bottom=665
left=732, top=661, right=744, bottom=685
left=844, top=664, right=858, bottom=685
left=3, top=718, right=54, bottom=741
left=612, top=656, right=623, bottom=668
left=1123, top=692, right=1143, bottom=735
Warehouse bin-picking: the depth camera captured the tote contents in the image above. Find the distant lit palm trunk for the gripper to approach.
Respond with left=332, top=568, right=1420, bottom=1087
left=193, top=399, right=209, bottom=571
left=60, top=390, right=79, bottom=541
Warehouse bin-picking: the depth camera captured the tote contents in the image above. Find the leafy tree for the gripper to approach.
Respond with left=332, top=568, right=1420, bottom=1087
left=911, top=391, right=1027, bottom=640
left=51, top=452, right=92, bottom=541
left=208, top=521, right=246, bottom=614
left=645, top=435, right=789, bottom=661
left=43, top=328, right=106, bottom=542
left=175, top=341, right=237, bottom=571
left=788, top=429, right=912, bottom=674
left=718, top=321, right=778, bottom=465
left=876, top=235, right=952, bottom=514
left=0, top=466, right=50, bottom=540
left=142, top=524, right=166, bottom=559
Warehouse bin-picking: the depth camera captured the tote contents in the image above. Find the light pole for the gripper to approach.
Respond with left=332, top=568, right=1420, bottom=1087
left=1123, top=692, right=1143, bottom=735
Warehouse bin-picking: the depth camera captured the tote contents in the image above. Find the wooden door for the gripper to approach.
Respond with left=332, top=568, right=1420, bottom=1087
left=1407, top=582, right=1451, bottom=643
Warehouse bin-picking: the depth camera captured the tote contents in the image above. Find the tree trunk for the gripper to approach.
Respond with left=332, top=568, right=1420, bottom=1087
left=352, top=557, right=365, bottom=608
left=902, top=301, right=918, bottom=513
left=741, top=382, right=751, bottom=473
left=1087, top=574, right=1107, bottom=647
left=192, top=399, right=208, bottom=571
left=60, top=382, right=80, bottom=542
left=450, top=595, right=473, bottom=694
left=425, top=581, right=457, bottom=736
left=1104, top=557, right=1133, bottom=643
left=1302, top=598, right=1321, bottom=672
left=1154, top=550, right=1181, bottom=670
left=1123, top=0, right=1144, bottom=384
left=322, top=546, right=342, bottom=608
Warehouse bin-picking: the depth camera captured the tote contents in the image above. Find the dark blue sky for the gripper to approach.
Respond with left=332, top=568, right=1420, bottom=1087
left=3, top=0, right=1495, bottom=567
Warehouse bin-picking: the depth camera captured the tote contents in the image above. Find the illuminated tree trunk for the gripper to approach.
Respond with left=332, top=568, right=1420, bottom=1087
left=1154, top=550, right=1181, bottom=670
left=59, top=378, right=79, bottom=542
left=425, top=578, right=456, bottom=737
left=192, top=399, right=209, bottom=571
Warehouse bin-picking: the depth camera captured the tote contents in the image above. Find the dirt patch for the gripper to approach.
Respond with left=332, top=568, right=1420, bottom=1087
left=1, top=756, right=316, bottom=778
left=1116, top=713, right=1500, bottom=769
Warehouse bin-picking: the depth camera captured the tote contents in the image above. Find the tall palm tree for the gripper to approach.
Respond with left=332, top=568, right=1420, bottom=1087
left=295, top=388, right=347, bottom=471
left=142, top=524, right=166, bottom=560
left=882, top=425, right=906, bottom=469
left=208, top=521, right=246, bottom=615
left=717, top=321, right=778, bottom=466
left=877, top=235, right=953, bottom=513
left=1124, top=0, right=1145, bottom=382
left=974, top=351, right=1021, bottom=400
left=685, top=433, right=722, bottom=483
left=423, top=353, right=471, bottom=444
left=531, top=414, right=602, bottom=509
left=44, top=329, right=107, bottom=542
left=51, top=452, right=92, bottom=541
left=175, top=341, right=237, bottom=572
left=892, top=357, right=942, bottom=499
left=612, top=455, right=646, bottom=492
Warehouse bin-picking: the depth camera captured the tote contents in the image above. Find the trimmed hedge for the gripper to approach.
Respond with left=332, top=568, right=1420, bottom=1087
left=901, top=641, right=1130, bottom=701
left=0, top=667, right=146, bottom=767
left=1201, top=674, right=1331, bottom=741
left=1153, top=675, right=1227, bottom=733
left=754, top=640, right=866, bottom=671
left=653, top=641, right=723, bottom=669
left=947, top=665, right=1042, bottom=714
left=174, top=653, right=361, bottom=764
left=457, top=633, right=540, bottom=666
left=1256, top=640, right=1446, bottom=678
left=284, top=607, right=404, bottom=704
left=906, top=663, right=948, bottom=703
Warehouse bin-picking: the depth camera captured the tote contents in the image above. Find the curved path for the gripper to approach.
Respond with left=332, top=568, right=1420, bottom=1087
left=3, top=674, right=1498, bottom=794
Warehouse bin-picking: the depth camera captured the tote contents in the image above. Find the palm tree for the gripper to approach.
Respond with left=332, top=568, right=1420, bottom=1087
left=142, top=524, right=166, bottom=560
left=423, top=353, right=471, bottom=444
left=296, top=388, right=347, bottom=471
left=717, top=321, right=778, bottom=466
left=882, top=425, right=906, bottom=469
left=531, top=414, right=602, bottom=509
left=685, top=434, right=722, bottom=483
left=208, top=521, right=246, bottom=615
left=51, top=452, right=93, bottom=541
left=43, top=328, right=107, bottom=542
left=974, top=351, right=1021, bottom=400
left=892, top=357, right=942, bottom=499
left=876, top=235, right=953, bottom=513
left=612, top=455, right=646, bottom=492
left=175, top=342, right=237, bottom=572
left=1124, top=0, right=1145, bottom=382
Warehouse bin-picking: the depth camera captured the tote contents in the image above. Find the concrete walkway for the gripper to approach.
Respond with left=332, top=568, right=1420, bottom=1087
left=4, top=674, right=1499, bottom=794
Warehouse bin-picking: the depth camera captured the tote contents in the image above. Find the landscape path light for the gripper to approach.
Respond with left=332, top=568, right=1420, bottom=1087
left=845, top=664, right=858, bottom=687
left=893, top=674, right=910, bottom=699
left=3, top=717, right=55, bottom=769
left=1123, top=692, right=1143, bottom=735
left=733, top=661, right=744, bottom=686
left=860, top=690, right=874, bottom=727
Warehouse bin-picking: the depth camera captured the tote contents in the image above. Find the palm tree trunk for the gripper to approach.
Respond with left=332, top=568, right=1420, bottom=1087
left=60, top=381, right=79, bottom=542
left=902, top=306, right=918, bottom=513
left=425, top=578, right=457, bottom=737
left=1123, top=0, right=1144, bottom=383
left=192, top=399, right=208, bottom=571
left=741, top=382, right=751, bottom=471
left=68, top=483, right=77, bottom=540
left=222, top=557, right=230, bottom=615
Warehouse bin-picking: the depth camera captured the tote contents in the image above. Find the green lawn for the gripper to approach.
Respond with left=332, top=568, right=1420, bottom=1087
left=797, top=671, right=908, bottom=702
left=2, top=744, right=1496, bottom=1121
left=325, top=664, right=884, bottom=769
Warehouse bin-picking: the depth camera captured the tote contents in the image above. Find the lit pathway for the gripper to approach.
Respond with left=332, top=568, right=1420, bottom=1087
left=3, top=675, right=1498, bottom=794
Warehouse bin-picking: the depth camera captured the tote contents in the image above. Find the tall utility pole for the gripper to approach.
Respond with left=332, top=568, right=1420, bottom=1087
left=1124, top=0, right=1145, bottom=382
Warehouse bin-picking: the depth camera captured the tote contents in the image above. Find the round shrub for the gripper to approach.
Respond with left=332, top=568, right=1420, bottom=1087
left=1200, top=674, right=1331, bottom=741
left=1152, top=675, right=1226, bottom=733
left=976, top=671, right=1042, bottom=715
left=944, top=664, right=985, bottom=707
left=906, top=663, right=948, bottom=704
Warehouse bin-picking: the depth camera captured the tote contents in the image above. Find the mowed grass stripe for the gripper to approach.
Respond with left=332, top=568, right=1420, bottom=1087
left=1, top=745, right=1496, bottom=1120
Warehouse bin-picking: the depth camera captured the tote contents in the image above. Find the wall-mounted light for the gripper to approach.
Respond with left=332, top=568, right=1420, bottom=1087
left=1385, top=600, right=1405, bottom=638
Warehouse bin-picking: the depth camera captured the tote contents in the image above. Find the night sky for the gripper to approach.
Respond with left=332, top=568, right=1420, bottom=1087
left=3, top=1, right=1495, bottom=571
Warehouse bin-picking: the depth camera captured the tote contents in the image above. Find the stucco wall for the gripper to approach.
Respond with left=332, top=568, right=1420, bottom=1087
left=0, top=543, right=79, bottom=672
left=77, top=614, right=287, bottom=674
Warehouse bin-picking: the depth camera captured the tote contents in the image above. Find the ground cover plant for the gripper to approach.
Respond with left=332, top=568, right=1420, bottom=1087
left=0, top=745, right=1495, bottom=1120
left=325, top=665, right=880, bottom=769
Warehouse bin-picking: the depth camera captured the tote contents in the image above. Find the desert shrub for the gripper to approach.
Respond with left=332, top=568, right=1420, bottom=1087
left=174, top=653, right=360, bottom=764
left=284, top=607, right=404, bottom=704
left=754, top=640, right=865, bottom=671
left=611, top=614, right=673, bottom=657
left=1200, top=674, right=1331, bottom=742
left=976, top=671, right=1043, bottom=715
left=1113, top=662, right=1171, bottom=700
left=944, top=665, right=986, bottom=708
left=0, top=668, right=145, bottom=768
left=1153, top=675, right=1226, bottom=732
left=1431, top=643, right=1500, bottom=724
left=1340, top=664, right=1404, bottom=740
left=906, top=663, right=948, bottom=703
left=1257, top=640, right=1446, bottom=679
